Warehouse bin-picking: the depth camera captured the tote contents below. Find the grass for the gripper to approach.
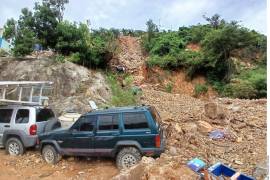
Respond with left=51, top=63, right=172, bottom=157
left=106, top=73, right=138, bottom=107
left=194, top=83, right=208, bottom=96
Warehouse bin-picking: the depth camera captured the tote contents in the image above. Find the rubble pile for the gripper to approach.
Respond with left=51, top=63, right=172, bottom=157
left=109, top=36, right=145, bottom=73
left=138, top=87, right=267, bottom=179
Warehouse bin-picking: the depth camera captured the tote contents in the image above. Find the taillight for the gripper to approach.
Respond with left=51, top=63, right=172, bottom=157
left=29, top=124, right=37, bottom=135
left=155, top=135, right=161, bottom=148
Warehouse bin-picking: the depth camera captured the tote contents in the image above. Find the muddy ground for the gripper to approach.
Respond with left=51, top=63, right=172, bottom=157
left=0, top=149, right=118, bottom=180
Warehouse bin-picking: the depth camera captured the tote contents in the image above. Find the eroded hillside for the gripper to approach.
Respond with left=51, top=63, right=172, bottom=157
left=0, top=36, right=267, bottom=179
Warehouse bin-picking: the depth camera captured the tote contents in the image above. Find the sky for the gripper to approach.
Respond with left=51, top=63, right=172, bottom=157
left=0, top=0, right=267, bottom=34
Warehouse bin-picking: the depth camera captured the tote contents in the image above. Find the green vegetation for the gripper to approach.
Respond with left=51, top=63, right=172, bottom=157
left=142, top=15, right=266, bottom=99
left=194, top=84, right=208, bottom=96
left=223, top=67, right=267, bottom=99
left=0, top=49, right=9, bottom=57
left=107, top=73, right=138, bottom=106
left=165, top=82, right=173, bottom=93
left=3, top=0, right=117, bottom=68
left=3, top=4, right=266, bottom=100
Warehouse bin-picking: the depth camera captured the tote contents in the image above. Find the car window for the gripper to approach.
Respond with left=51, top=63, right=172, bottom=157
left=15, top=109, right=29, bottom=124
left=36, top=108, right=55, bottom=122
left=73, top=116, right=95, bottom=132
left=98, top=114, right=119, bottom=131
left=123, top=112, right=149, bottom=130
left=0, top=109, right=13, bottom=123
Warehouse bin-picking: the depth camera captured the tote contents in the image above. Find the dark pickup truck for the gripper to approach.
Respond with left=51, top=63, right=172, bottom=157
left=38, top=105, right=165, bottom=169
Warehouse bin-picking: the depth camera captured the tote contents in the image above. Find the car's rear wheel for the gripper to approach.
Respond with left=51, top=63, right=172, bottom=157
left=116, top=147, right=141, bottom=169
left=5, top=138, right=25, bottom=156
left=42, top=145, right=61, bottom=164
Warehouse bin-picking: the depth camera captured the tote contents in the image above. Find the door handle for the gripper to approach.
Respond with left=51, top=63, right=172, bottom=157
left=4, top=125, right=10, bottom=128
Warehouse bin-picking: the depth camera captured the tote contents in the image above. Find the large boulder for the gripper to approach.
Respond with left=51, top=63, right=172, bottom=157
left=197, top=121, right=213, bottom=134
left=204, top=102, right=227, bottom=122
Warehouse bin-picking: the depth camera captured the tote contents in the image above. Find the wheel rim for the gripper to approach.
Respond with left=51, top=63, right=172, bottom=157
left=8, top=142, right=20, bottom=156
left=44, top=149, right=54, bottom=163
left=121, top=154, right=137, bottom=169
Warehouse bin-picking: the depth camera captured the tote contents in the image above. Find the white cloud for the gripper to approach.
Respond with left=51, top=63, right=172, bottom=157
left=0, top=0, right=266, bottom=33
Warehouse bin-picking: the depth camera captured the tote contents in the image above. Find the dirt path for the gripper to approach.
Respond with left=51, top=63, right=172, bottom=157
left=0, top=149, right=118, bottom=180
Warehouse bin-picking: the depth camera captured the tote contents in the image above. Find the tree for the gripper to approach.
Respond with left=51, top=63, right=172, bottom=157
left=202, top=23, right=257, bottom=81
left=43, top=0, right=69, bottom=22
left=3, top=18, right=17, bottom=40
left=146, top=19, right=158, bottom=42
left=13, top=29, right=36, bottom=57
left=203, top=14, right=225, bottom=29
left=33, top=2, right=58, bottom=48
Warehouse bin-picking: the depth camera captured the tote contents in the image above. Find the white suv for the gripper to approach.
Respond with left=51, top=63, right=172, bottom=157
left=0, top=105, right=60, bottom=155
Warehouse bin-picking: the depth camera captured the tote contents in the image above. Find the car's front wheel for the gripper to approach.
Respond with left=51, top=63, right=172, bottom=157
left=116, top=147, right=141, bottom=169
left=5, top=138, right=25, bottom=156
left=42, top=145, right=61, bottom=164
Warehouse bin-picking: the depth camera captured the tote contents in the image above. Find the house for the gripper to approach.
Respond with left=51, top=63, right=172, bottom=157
left=0, top=28, right=12, bottom=52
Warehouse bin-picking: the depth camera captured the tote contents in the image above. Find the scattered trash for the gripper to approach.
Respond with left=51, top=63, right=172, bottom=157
left=187, top=158, right=206, bottom=172
left=208, top=162, right=255, bottom=180
left=209, top=129, right=226, bottom=140
left=187, top=159, right=255, bottom=180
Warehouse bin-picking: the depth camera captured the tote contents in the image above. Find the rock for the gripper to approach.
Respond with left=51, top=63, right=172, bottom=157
left=182, top=123, right=197, bottom=134
left=234, top=160, right=243, bottom=165
left=231, top=105, right=241, bottom=112
left=175, top=123, right=183, bottom=134
left=205, top=102, right=227, bottom=120
left=205, top=102, right=218, bottom=119
left=168, top=146, right=178, bottom=156
left=35, top=159, right=41, bottom=163
left=253, top=161, right=268, bottom=179
left=67, top=157, right=75, bottom=161
left=197, top=121, right=213, bottom=134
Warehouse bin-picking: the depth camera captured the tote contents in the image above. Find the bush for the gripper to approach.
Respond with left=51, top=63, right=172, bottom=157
left=54, top=54, right=65, bottom=63
left=66, top=52, right=80, bottom=63
left=194, top=84, right=208, bottom=96
left=107, top=74, right=137, bottom=106
left=223, top=81, right=257, bottom=99
left=0, top=49, right=9, bottom=57
left=165, top=82, right=173, bottom=93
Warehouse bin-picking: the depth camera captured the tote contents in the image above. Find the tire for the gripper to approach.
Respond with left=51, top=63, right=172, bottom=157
left=116, top=147, right=141, bottom=169
left=44, top=118, right=61, bottom=132
left=5, top=138, right=25, bottom=156
left=42, top=145, right=61, bottom=164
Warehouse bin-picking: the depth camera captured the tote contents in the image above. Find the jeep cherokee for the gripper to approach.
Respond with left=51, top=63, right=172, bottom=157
left=38, top=105, right=165, bottom=169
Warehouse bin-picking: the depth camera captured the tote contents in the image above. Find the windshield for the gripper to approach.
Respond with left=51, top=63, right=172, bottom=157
left=36, top=108, right=55, bottom=122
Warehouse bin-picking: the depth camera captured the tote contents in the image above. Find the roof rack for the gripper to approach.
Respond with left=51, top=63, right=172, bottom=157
left=0, top=81, right=53, bottom=105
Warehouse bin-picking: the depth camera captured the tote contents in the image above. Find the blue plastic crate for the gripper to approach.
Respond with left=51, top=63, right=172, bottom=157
left=208, top=162, right=236, bottom=179
left=187, top=158, right=206, bottom=172
left=237, top=174, right=255, bottom=180
left=208, top=162, right=255, bottom=180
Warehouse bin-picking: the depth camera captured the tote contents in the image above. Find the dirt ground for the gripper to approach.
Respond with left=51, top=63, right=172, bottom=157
left=0, top=149, right=118, bottom=180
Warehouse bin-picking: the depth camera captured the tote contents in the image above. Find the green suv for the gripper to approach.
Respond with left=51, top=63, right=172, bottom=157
left=38, top=105, right=165, bottom=169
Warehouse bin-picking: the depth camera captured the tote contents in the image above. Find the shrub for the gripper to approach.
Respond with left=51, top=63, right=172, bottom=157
left=165, top=82, right=173, bottom=93
left=54, top=54, right=65, bottom=63
left=223, top=81, right=257, bottom=99
left=0, top=49, right=9, bottom=57
left=194, top=84, right=208, bottom=96
left=107, top=74, right=137, bottom=106
left=66, top=52, right=80, bottom=63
